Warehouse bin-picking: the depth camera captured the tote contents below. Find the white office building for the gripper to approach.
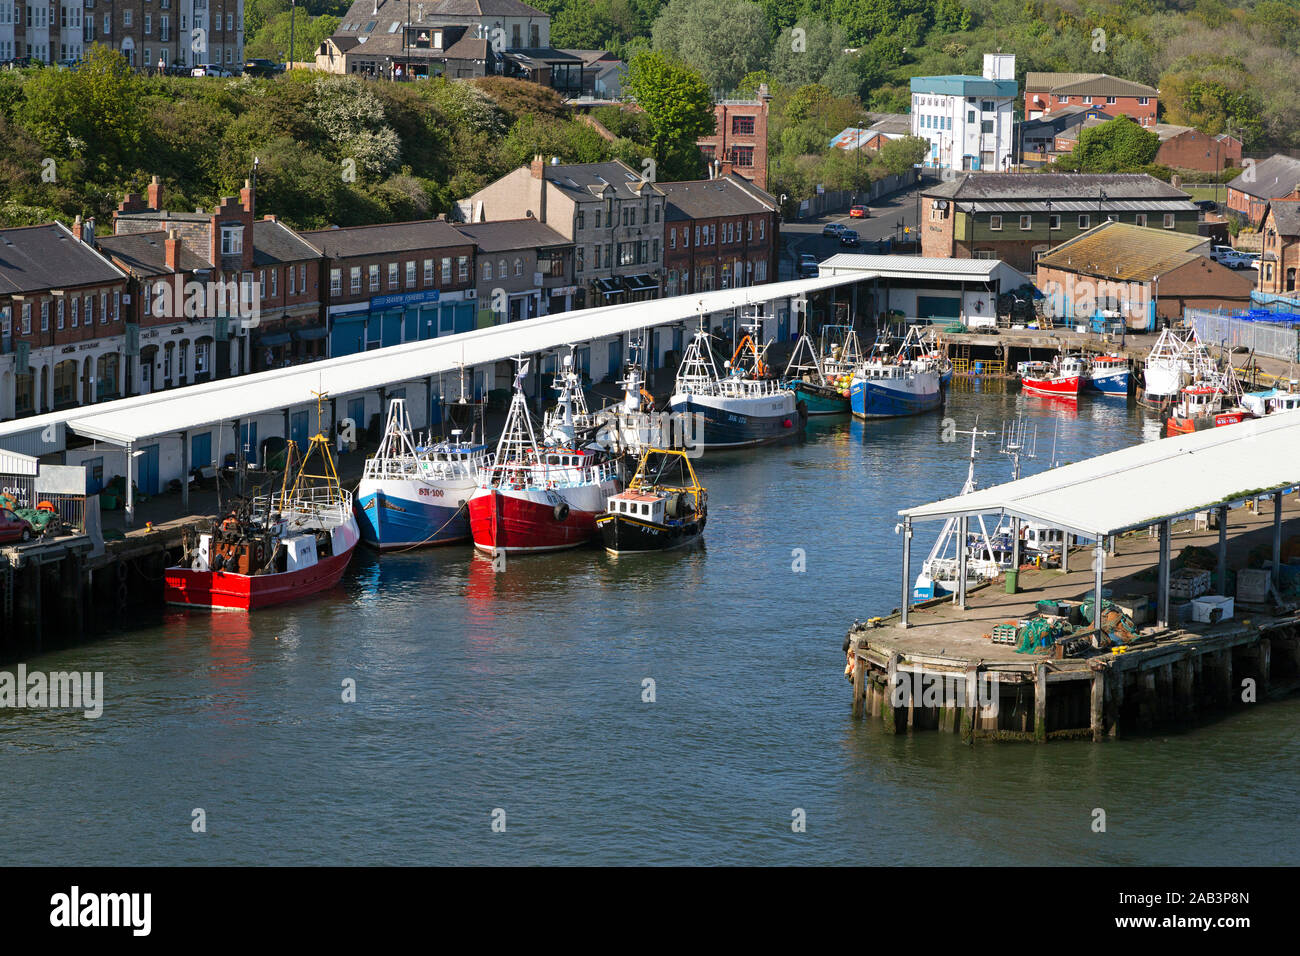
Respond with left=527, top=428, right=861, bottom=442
left=911, top=53, right=1018, bottom=173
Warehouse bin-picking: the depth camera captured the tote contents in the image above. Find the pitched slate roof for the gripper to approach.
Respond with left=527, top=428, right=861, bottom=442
left=1268, top=200, right=1300, bottom=237
left=253, top=220, right=323, bottom=265
left=924, top=173, right=1189, bottom=202
left=660, top=176, right=778, bottom=220
left=543, top=160, right=666, bottom=202
left=0, top=223, right=126, bottom=294
left=432, top=0, right=546, bottom=15
left=298, top=220, right=470, bottom=258
left=96, top=231, right=212, bottom=276
left=453, top=219, right=569, bottom=251
left=1228, top=154, right=1300, bottom=200
left=1035, top=221, right=1215, bottom=281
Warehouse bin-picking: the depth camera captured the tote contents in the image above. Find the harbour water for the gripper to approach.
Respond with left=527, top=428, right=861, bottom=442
left=3, top=385, right=1297, bottom=865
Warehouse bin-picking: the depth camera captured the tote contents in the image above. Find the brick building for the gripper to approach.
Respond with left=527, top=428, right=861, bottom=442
left=1226, top=154, right=1300, bottom=224
left=659, top=174, right=779, bottom=297
left=1153, top=126, right=1242, bottom=174
left=298, top=221, right=477, bottom=359
left=1257, top=200, right=1300, bottom=295
left=921, top=173, right=1199, bottom=273
left=696, top=88, right=771, bottom=190
left=1035, top=221, right=1252, bottom=327
left=0, top=0, right=245, bottom=70
left=1024, top=73, right=1157, bottom=127
left=460, top=157, right=666, bottom=308
left=0, top=222, right=129, bottom=421
left=453, top=219, right=574, bottom=321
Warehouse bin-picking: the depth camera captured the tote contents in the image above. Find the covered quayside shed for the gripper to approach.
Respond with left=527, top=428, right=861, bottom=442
left=897, top=413, right=1300, bottom=638
left=0, top=271, right=866, bottom=526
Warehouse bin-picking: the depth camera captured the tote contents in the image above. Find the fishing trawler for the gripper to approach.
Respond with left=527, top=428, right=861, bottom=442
left=1143, top=327, right=1207, bottom=401
left=468, top=360, right=622, bottom=553
left=1241, top=382, right=1300, bottom=417
left=166, top=392, right=360, bottom=610
left=669, top=316, right=803, bottom=448
left=849, top=328, right=943, bottom=419
left=597, top=448, right=707, bottom=554
left=354, top=395, right=489, bottom=550
left=782, top=323, right=858, bottom=415
left=1165, top=381, right=1250, bottom=434
left=1017, top=359, right=1080, bottom=399
left=1086, top=354, right=1131, bottom=395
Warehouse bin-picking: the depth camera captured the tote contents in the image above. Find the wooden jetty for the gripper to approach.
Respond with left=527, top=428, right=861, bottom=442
left=848, top=414, right=1300, bottom=742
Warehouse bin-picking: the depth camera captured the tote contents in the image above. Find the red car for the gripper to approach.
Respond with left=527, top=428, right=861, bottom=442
left=849, top=205, right=869, bottom=218
left=0, top=507, right=33, bottom=544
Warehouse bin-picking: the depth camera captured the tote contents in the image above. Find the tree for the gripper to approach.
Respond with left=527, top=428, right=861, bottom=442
left=16, top=45, right=145, bottom=181
left=624, top=51, right=714, bottom=180
left=875, top=136, right=927, bottom=177
left=651, top=0, right=772, bottom=94
left=245, top=12, right=340, bottom=62
left=1064, top=116, right=1160, bottom=172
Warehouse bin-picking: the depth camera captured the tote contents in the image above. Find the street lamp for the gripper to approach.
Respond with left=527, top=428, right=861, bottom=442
left=289, top=0, right=296, bottom=70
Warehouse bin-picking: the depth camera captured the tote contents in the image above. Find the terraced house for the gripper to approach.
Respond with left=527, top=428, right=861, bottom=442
left=0, top=221, right=129, bottom=421
left=920, top=173, right=1200, bottom=273
left=1024, top=72, right=1158, bottom=127
left=659, top=174, right=780, bottom=297
left=460, top=157, right=666, bottom=309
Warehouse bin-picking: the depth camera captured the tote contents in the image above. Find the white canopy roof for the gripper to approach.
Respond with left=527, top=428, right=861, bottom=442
left=47, top=273, right=860, bottom=447
left=901, top=412, right=1300, bottom=538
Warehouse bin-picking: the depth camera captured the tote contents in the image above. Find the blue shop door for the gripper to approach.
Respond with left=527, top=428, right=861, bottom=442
left=291, top=410, right=310, bottom=448
left=454, top=303, right=476, bottom=333
left=83, top=457, right=104, bottom=495
left=137, top=444, right=160, bottom=496
left=608, top=341, right=620, bottom=379
left=191, top=432, right=212, bottom=472
left=331, top=315, right=366, bottom=358
left=382, top=310, right=403, bottom=348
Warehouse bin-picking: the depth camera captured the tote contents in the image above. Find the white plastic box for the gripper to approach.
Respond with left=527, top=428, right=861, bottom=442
left=1191, top=595, right=1234, bottom=624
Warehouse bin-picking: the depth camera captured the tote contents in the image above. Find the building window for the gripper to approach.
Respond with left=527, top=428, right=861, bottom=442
left=1049, top=214, right=1060, bottom=230
left=483, top=261, right=492, bottom=281
left=368, top=265, right=380, bottom=291
left=100, top=293, right=108, bottom=324
left=387, top=262, right=398, bottom=288
left=732, top=115, right=755, bottom=135
left=514, top=257, right=523, bottom=277
left=669, top=229, right=676, bottom=250
left=1082, top=95, right=1092, bottom=104
left=123, top=9, right=131, bottom=26
left=441, top=257, right=452, bottom=285
left=577, top=210, right=585, bottom=230
left=270, top=270, right=277, bottom=297
left=288, top=267, right=296, bottom=295
left=967, top=110, right=975, bottom=123
left=350, top=267, right=361, bottom=294
left=40, top=300, right=49, bottom=331
left=576, top=247, right=584, bottom=272
left=1138, top=97, right=1150, bottom=106
left=221, top=225, right=243, bottom=255
left=731, top=146, right=754, bottom=167
left=981, top=120, right=994, bottom=134
left=1078, top=214, right=1090, bottom=229
left=457, top=256, right=468, bottom=282
left=70, top=298, right=78, bottom=327
left=405, top=261, right=415, bottom=287
left=57, top=298, right=65, bottom=330
left=989, top=215, right=1002, bottom=231
left=424, top=259, right=434, bottom=285
left=1135, top=214, right=1147, bottom=228
left=1163, top=213, right=1175, bottom=229
left=330, top=269, right=341, bottom=294
left=1020, top=215, right=1032, bottom=230
left=1106, top=96, right=1117, bottom=105
left=497, top=258, right=507, bottom=279
left=973, top=249, right=996, bottom=259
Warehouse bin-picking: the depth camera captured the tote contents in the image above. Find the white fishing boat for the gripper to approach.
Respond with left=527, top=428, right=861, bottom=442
left=354, top=396, right=489, bottom=549
left=669, top=316, right=803, bottom=449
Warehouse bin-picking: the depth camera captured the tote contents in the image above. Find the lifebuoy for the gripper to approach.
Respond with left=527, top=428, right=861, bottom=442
left=553, top=502, right=570, bottom=522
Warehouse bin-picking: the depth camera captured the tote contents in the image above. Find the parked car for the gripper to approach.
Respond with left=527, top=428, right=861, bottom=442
left=839, top=229, right=861, bottom=247
left=191, top=64, right=232, bottom=77
left=1209, top=245, right=1253, bottom=270
left=821, top=222, right=847, bottom=237
left=798, top=253, right=820, bottom=277
left=1194, top=199, right=1219, bottom=213
left=849, top=205, right=869, bottom=218
left=0, top=507, right=33, bottom=544
left=243, top=59, right=280, bottom=78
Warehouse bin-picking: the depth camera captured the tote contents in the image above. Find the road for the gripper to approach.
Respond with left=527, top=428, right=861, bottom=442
left=778, top=180, right=927, bottom=280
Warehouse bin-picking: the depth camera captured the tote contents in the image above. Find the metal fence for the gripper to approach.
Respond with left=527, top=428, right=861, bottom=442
left=1187, top=309, right=1300, bottom=362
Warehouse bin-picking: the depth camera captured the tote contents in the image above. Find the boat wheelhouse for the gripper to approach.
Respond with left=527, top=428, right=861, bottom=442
left=468, top=360, right=622, bottom=553
left=597, top=448, right=708, bottom=554
left=1087, top=354, right=1131, bottom=395
left=165, top=393, right=360, bottom=610
left=849, top=328, right=944, bottom=419
left=1017, top=360, right=1080, bottom=399
left=669, top=317, right=803, bottom=449
left=355, top=397, right=489, bottom=549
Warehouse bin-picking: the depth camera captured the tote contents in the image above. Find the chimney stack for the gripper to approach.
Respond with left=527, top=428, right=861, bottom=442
left=165, top=229, right=182, bottom=272
left=531, top=154, right=545, bottom=179
left=147, top=175, right=163, bottom=210
left=240, top=178, right=254, bottom=216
